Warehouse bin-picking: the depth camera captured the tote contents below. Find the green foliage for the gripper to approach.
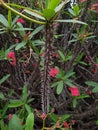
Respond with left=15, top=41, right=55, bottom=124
left=0, top=74, right=10, bottom=85
left=25, top=113, right=34, bottom=130
left=85, top=81, right=98, bottom=93
left=51, top=69, right=75, bottom=94
left=8, top=114, right=23, bottom=130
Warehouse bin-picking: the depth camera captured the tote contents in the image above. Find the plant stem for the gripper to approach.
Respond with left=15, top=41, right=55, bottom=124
left=41, top=23, right=53, bottom=114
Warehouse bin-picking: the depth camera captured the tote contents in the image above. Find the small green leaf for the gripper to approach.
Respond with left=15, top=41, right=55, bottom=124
left=8, top=100, right=24, bottom=108
left=58, top=50, right=65, bottom=61
left=0, top=14, right=8, bottom=27
left=0, top=92, right=5, bottom=100
left=15, top=41, right=26, bottom=50
left=49, top=113, right=58, bottom=123
left=96, top=120, right=98, bottom=125
left=65, top=69, right=75, bottom=78
left=25, top=104, right=32, bottom=115
left=48, top=0, right=61, bottom=10
left=55, top=0, right=70, bottom=12
left=55, top=19, right=88, bottom=25
left=73, top=98, right=78, bottom=108
left=22, top=85, right=28, bottom=102
left=24, top=9, right=45, bottom=20
left=8, top=114, right=23, bottom=130
left=25, top=113, right=34, bottom=130
left=56, top=81, right=63, bottom=94
left=8, top=10, right=12, bottom=28
left=85, top=81, right=98, bottom=87
left=43, top=9, right=55, bottom=20
left=0, top=74, right=10, bottom=85
left=29, top=25, right=44, bottom=39
left=61, top=114, right=70, bottom=121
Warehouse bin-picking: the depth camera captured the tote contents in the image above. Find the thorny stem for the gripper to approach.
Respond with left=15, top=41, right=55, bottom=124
left=41, top=23, right=53, bottom=114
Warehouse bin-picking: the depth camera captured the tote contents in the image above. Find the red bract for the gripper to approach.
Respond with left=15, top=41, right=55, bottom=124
left=7, top=51, right=16, bottom=66
left=49, top=68, right=59, bottom=77
left=56, top=121, right=60, bottom=128
left=80, top=0, right=85, bottom=3
left=8, top=114, right=13, bottom=120
left=16, top=18, right=25, bottom=24
left=91, top=3, right=98, bottom=13
left=40, top=113, right=47, bottom=119
left=94, top=64, right=98, bottom=74
left=69, top=86, right=80, bottom=96
left=63, top=121, right=69, bottom=129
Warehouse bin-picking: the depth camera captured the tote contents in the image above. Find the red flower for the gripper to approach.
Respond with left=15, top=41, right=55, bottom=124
left=49, top=68, right=59, bottom=77
left=8, top=114, right=13, bottom=120
left=91, top=3, right=98, bottom=13
left=56, top=121, right=60, bottom=128
left=7, top=51, right=16, bottom=66
left=16, top=18, right=25, bottom=24
left=94, top=64, right=98, bottom=74
left=79, top=0, right=85, bottom=3
left=69, top=86, right=80, bottom=96
left=40, top=113, right=47, bottom=119
left=63, top=122, right=69, bottom=129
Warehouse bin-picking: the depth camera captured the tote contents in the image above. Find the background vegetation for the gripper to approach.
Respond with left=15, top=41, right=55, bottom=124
left=0, top=0, right=98, bottom=130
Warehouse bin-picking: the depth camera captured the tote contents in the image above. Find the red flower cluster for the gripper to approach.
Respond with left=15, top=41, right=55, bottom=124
left=7, top=51, right=16, bottom=66
left=91, top=3, right=98, bottom=13
left=8, top=114, right=13, bottom=120
left=69, top=86, right=80, bottom=96
left=49, top=68, right=59, bottom=77
left=40, top=113, right=47, bottom=119
left=63, top=121, right=69, bottom=129
left=16, top=18, right=25, bottom=24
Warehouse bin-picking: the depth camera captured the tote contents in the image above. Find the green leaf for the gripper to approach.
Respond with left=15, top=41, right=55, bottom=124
left=0, top=92, right=5, bottom=100
left=51, top=81, right=60, bottom=88
left=96, top=120, right=98, bottom=125
left=48, top=0, right=61, bottom=10
left=43, top=9, right=55, bottom=20
left=65, top=79, right=75, bottom=87
left=8, top=10, right=12, bottom=28
left=49, top=113, right=58, bottom=123
left=15, top=41, right=26, bottom=50
left=56, top=81, right=63, bottom=94
left=68, top=8, right=76, bottom=16
left=55, top=0, right=70, bottom=12
left=55, top=19, right=88, bottom=25
left=8, top=114, right=23, bottom=130
left=14, top=28, right=33, bottom=31
left=85, top=81, right=98, bottom=87
left=25, top=104, right=32, bottom=115
left=61, top=114, right=70, bottom=121
left=92, top=87, right=98, bottom=93
left=58, top=50, right=65, bottom=61
left=22, top=85, right=28, bottom=102
left=73, top=5, right=80, bottom=16
left=75, top=94, right=89, bottom=99
left=45, top=0, right=51, bottom=8
left=85, top=81, right=98, bottom=92
left=73, top=98, right=78, bottom=108
left=25, top=113, right=34, bottom=130
left=24, top=9, right=45, bottom=20
left=29, top=25, right=44, bottom=39
left=0, top=74, right=10, bottom=85
left=0, top=14, right=8, bottom=27
left=8, top=100, right=24, bottom=108
left=65, top=69, right=75, bottom=78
